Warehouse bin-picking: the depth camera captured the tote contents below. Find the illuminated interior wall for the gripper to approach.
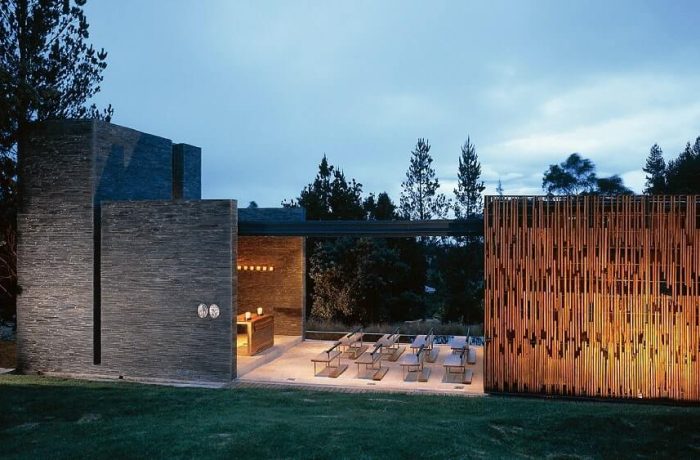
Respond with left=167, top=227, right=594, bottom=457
left=237, top=236, right=305, bottom=335
left=484, top=195, right=700, bottom=401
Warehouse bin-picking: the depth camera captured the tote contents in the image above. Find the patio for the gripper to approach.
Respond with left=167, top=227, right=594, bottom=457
left=236, top=337, right=484, bottom=396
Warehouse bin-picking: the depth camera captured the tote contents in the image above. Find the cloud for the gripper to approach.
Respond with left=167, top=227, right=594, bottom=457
left=479, top=72, right=700, bottom=193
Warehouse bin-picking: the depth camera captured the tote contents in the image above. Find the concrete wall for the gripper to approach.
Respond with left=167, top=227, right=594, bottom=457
left=237, top=236, right=305, bottom=335
left=101, top=200, right=236, bottom=383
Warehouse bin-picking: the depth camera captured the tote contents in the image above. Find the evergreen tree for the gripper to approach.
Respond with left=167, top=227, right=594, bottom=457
left=364, top=192, right=397, bottom=220
left=400, top=138, right=449, bottom=220
left=283, top=155, right=363, bottom=220
left=666, top=137, right=700, bottom=194
left=453, top=136, right=485, bottom=218
left=0, top=0, right=111, bottom=321
left=496, top=178, right=504, bottom=196
left=643, top=144, right=667, bottom=194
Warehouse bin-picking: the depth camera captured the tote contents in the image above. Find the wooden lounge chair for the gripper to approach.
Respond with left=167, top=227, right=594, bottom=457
left=377, top=328, right=404, bottom=361
left=311, top=342, right=347, bottom=378
left=354, top=343, right=389, bottom=380
left=443, top=347, right=472, bottom=384
left=338, top=327, right=367, bottom=358
left=399, top=345, right=430, bottom=382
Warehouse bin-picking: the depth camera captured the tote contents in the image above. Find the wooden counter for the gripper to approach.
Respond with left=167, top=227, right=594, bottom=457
left=236, top=313, right=274, bottom=356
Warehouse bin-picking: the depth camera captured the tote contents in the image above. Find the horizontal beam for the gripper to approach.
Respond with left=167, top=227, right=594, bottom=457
left=238, top=218, right=483, bottom=237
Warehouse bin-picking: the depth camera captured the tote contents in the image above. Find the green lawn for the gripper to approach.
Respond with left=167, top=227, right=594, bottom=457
left=1, top=375, right=699, bottom=459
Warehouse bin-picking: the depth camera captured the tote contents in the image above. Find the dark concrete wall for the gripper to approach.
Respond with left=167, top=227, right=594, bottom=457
left=101, top=200, right=236, bottom=382
left=237, top=236, right=304, bottom=335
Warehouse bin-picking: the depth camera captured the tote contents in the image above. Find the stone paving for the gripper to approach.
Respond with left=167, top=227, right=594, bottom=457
left=236, top=338, right=485, bottom=396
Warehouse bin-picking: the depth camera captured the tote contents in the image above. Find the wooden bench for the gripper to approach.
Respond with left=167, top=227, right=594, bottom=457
left=338, top=327, right=367, bottom=359
left=355, top=343, right=389, bottom=380
left=410, top=329, right=438, bottom=363
left=377, top=328, right=404, bottom=361
left=400, top=345, right=430, bottom=382
left=311, top=342, right=347, bottom=378
left=443, top=347, right=473, bottom=384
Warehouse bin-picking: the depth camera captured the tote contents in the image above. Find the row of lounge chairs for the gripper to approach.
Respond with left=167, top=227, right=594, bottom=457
left=311, top=328, right=477, bottom=384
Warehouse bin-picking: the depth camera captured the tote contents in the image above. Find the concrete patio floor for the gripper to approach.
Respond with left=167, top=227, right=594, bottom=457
left=236, top=337, right=485, bottom=396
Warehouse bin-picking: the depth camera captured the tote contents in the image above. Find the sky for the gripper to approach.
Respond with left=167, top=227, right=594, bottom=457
left=84, top=0, right=700, bottom=207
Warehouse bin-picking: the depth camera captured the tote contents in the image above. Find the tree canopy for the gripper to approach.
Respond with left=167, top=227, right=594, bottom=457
left=543, top=153, right=632, bottom=195
left=400, top=138, right=449, bottom=220
left=1, top=0, right=111, bottom=320
left=542, top=153, right=597, bottom=195
left=643, top=144, right=667, bottom=194
left=454, top=136, right=485, bottom=218
left=283, top=155, right=364, bottom=220
left=666, top=138, right=700, bottom=194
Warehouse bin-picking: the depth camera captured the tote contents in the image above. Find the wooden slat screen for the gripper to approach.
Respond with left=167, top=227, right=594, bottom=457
left=484, top=195, right=700, bottom=401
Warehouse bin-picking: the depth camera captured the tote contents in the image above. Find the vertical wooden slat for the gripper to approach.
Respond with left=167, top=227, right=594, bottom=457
left=484, top=195, right=700, bottom=401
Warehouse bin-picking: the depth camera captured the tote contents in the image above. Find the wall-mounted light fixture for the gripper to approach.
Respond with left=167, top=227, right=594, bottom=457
left=237, top=265, right=274, bottom=272
left=209, top=304, right=220, bottom=319
left=197, top=303, right=208, bottom=318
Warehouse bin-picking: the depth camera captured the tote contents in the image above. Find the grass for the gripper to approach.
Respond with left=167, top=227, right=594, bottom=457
left=1, top=375, right=699, bottom=459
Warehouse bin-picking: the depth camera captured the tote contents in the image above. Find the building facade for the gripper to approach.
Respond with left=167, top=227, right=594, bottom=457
left=17, top=120, right=304, bottom=384
left=485, top=195, right=700, bottom=401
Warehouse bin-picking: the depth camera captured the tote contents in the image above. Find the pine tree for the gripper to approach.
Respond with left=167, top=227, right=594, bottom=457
left=666, top=137, right=700, bottom=194
left=1, top=0, right=111, bottom=321
left=400, top=138, right=449, bottom=220
left=643, top=144, right=667, bottom=194
left=496, top=178, right=504, bottom=196
left=453, top=136, right=485, bottom=218
left=284, top=155, right=364, bottom=220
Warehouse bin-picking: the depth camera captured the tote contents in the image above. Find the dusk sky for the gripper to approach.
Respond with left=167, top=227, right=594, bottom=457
left=85, top=1, right=700, bottom=207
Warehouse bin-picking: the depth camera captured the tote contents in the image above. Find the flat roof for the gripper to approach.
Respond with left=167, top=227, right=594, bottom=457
left=238, top=218, right=483, bottom=237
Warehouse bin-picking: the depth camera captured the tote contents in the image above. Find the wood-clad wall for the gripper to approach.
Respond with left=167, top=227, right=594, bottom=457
left=484, top=195, right=700, bottom=401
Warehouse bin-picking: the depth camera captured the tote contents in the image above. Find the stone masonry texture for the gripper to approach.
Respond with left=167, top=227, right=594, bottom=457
left=237, top=236, right=304, bottom=336
left=101, top=200, right=236, bottom=383
left=172, top=143, right=202, bottom=200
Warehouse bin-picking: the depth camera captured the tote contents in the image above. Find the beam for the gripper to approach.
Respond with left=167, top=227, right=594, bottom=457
left=238, top=218, right=483, bottom=237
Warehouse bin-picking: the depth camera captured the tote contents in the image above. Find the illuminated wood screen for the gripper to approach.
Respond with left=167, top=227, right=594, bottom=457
left=484, top=195, right=700, bottom=401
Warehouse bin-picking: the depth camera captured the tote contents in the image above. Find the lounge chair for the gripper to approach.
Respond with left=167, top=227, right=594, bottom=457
left=311, top=341, right=347, bottom=378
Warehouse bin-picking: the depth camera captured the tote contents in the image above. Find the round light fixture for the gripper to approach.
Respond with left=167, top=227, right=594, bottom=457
left=209, top=304, right=220, bottom=319
left=197, top=303, right=208, bottom=318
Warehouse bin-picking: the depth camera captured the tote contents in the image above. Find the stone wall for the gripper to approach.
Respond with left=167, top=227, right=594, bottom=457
left=101, top=200, right=236, bottom=383
left=237, top=237, right=305, bottom=336
left=172, top=143, right=202, bottom=200
left=17, top=121, right=96, bottom=373
left=17, top=119, right=209, bottom=379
